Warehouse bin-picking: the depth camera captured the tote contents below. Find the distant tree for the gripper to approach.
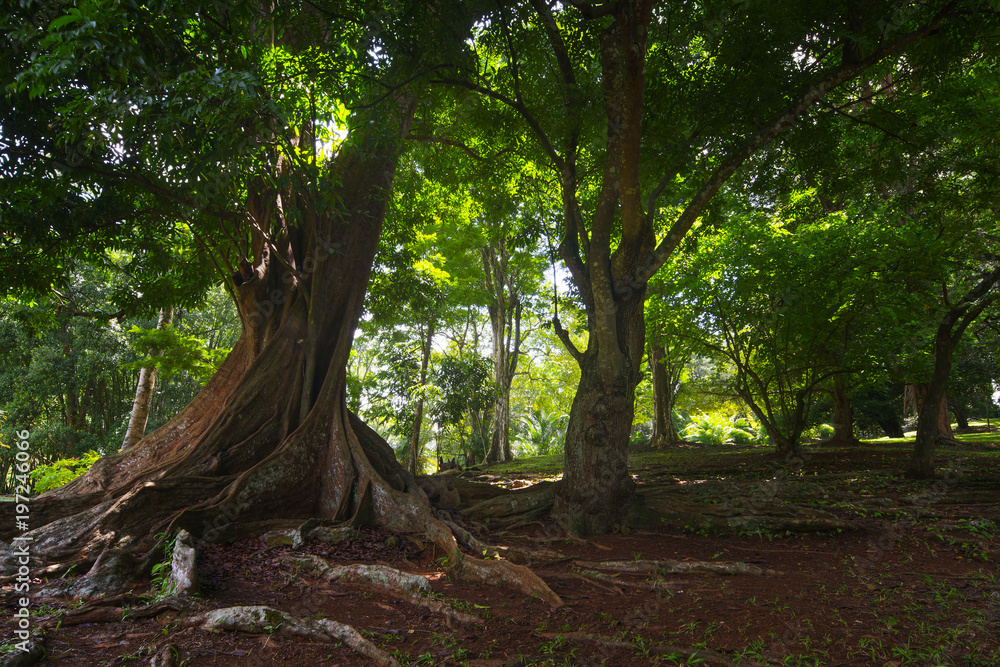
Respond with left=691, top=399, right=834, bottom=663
left=120, top=306, right=173, bottom=451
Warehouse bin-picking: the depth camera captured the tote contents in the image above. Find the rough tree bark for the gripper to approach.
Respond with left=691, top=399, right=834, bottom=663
left=953, top=404, right=971, bottom=431
left=905, top=382, right=955, bottom=438
left=828, top=373, right=862, bottom=446
left=649, top=341, right=683, bottom=448
left=0, top=101, right=559, bottom=607
left=121, top=306, right=174, bottom=451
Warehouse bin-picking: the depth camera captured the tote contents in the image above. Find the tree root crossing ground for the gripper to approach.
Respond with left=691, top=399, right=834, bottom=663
left=3, top=438, right=999, bottom=666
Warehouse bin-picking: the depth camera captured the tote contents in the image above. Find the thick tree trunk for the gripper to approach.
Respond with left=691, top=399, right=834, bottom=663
left=909, top=384, right=952, bottom=479
left=879, top=417, right=905, bottom=439
left=555, top=356, right=639, bottom=535
left=953, top=404, right=970, bottom=430
left=648, top=342, right=681, bottom=448
left=906, top=383, right=955, bottom=439
left=121, top=306, right=174, bottom=451
left=829, top=374, right=861, bottom=445
left=0, top=101, right=455, bottom=581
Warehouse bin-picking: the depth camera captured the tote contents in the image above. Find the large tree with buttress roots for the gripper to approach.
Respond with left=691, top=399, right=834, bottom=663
left=0, top=0, right=559, bottom=604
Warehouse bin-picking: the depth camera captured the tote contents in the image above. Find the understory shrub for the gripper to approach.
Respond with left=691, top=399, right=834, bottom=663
left=29, top=451, right=100, bottom=493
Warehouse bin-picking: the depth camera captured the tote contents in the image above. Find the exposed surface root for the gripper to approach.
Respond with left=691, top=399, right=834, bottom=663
left=457, top=556, right=564, bottom=608
left=37, top=596, right=196, bottom=629
left=282, top=554, right=483, bottom=626
left=574, top=570, right=681, bottom=591
left=435, top=513, right=563, bottom=565
left=462, top=482, right=557, bottom=523
left=147, top=644, right=179, bottom=667
left=167, top=530, right=199, bottom=596
left=283, top=553, right=430, bottom=595
left=0, top=633, right=46, bottom=667
left=575, top=559, right=783, bottom=576
left=182, top=605, right=398, bottom=667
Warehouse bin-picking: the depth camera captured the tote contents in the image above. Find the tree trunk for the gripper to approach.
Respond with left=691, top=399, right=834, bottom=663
left=878, top=417, right=905, bottom=439
left=482, top=244, right=523, bottom=465
left=409, top=321, right=434, bottom=476
left=906, top=382, right=954, bottom=439
left=829, top=374, right=861, bottom=445
left=485, top=391, right=512, bottom=464
left=0, top=101, right=483, bottom=588
left=907, top=264, right=1000, bottom=478
left=549, top=8, right=655, bottom=535
left=952, top=404, right=970, bottom=430
left=648, top=342, right=681, bottom=448
left=554, top=352, right=641, bottom=535
left=121, top=306, right=174, bottom=451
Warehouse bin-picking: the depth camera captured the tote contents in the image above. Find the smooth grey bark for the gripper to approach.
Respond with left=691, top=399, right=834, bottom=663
left=120, top=306, right=174, bottom=451
left=409, top=320, right=435, bottom=476
left=482, top=243, right=523, bottom=464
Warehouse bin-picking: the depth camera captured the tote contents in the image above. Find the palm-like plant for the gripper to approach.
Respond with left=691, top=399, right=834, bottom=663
left=516, top=408, right=568, bottom=456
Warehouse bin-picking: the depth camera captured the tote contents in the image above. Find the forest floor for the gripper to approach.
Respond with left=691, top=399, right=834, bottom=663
left=3, top=428, right=1000, bottom=666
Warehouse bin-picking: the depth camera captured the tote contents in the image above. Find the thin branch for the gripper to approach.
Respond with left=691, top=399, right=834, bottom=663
left=50, top=290, right=127, bottom=321
left=405, top=133, right=486, bottom=162
left=552, top=315, right=585, bottom=364
left=432, top=76, right=564, bottom=171
left=822, top=104, right=920, bottom=148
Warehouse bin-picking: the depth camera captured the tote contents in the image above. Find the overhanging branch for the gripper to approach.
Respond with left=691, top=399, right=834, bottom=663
left=620, top=4, right=956, bottom=299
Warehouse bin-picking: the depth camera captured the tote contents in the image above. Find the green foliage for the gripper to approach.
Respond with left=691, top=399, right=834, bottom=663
left=350, top=330, right=423, bottom=445
left=29, top=451, right=100, bottom=493
left=679, top=412, right=757, bottom=446
left=804, top=424, right=836, bottom=441
left=431, top=353, right=498, bottom=464
left=0, top=282, right=237, bottom=493
left=433, top=354, right=498, bottom=428
left=147, top=532, right=175, bottom=600
left=124, top=324, right=228, bottom=385
left=516, top=408, right=568, bottom=457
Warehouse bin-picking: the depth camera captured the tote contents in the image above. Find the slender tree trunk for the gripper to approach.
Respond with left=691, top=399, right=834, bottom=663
left=649, top=342, right=681, bottom=447
left=121, top=306, right=174, bottom=451
left=908, top=265, right=1000, bottom=478
left=482, top=244, right=523, bottom=464
left=409, top=321, right=434, bottom=476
